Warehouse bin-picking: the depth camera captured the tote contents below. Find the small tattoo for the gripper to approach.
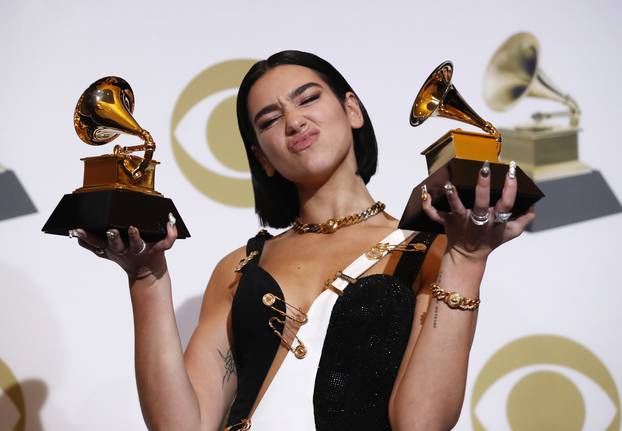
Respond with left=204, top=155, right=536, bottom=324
left=433, top=302, right=439, bottom=328
left=218, top=348, right=236, bottom=388
left=420, top=312, right=427, bottom=326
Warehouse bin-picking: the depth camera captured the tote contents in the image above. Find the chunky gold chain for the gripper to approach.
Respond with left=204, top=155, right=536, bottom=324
left=292, top=201, right=386, bottom=234
left=430, top=282, right=480, bottom=311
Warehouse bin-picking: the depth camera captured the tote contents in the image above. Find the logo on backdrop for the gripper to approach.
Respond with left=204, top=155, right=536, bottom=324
left=0, top=358, right=25, bottom=431
left=171, top=59, right=257, bottom=207
left=471, top=335, right=620, bottom=430
left=0, top=165, right=37, bottom=222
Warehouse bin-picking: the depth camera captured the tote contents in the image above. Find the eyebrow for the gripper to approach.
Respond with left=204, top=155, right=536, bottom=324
left=253, top=82, right=322, bottom=124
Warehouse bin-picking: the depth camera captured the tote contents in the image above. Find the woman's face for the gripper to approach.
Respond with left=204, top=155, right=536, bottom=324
left=246, top=64, right=363, bottom=186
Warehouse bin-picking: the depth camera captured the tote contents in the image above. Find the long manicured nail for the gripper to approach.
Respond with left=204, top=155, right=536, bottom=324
left=421, top=184, right=428, bottom=201
left=68, top=229, right=83, bottom=239
left=106, top=230, right=117, bottom=241
left=480, top=160, right=490, bottom=178
left=444, top=181, right=454, bottom=194
left=168, top=212, right=177, bottom=227
left=508, top=160, right=516, bottom=179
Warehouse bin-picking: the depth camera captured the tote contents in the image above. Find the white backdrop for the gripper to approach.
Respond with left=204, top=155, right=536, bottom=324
left=1, top=0, right=621, bottom=429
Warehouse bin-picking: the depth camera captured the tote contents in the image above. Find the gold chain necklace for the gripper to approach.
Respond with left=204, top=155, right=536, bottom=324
left=292, top=201, right=386, bottom=234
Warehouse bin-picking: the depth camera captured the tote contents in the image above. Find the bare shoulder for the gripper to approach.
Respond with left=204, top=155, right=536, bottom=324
left=200, top=244, right=248, bottom=309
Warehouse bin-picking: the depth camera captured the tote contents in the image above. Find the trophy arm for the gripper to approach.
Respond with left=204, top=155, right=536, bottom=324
left=114, top=129, right=156, bottom=180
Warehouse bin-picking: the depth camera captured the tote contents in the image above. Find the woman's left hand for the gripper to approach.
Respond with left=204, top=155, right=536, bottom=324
left=422, top=161, right=535, bottom=263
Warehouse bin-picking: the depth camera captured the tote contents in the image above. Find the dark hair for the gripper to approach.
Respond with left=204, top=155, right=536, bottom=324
left=236, top=50, right=378, bottom=228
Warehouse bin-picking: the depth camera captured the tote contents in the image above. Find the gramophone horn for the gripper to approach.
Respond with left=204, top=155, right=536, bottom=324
left=411, top=61, right=500, bottom=138
left=73, top=76, right=155, bottom=179
left=483, top=32, right=580, bottom=126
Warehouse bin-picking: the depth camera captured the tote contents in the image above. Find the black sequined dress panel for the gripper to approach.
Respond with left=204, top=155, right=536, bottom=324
left=313, top=231, right=436, bottom=431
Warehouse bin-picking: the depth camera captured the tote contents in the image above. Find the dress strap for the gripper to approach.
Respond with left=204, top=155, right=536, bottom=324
left=238, top=229, right=272, bottom=273
left=329, top=229, right=415, bottom=294
left=392, top=231, right=438, bottom=288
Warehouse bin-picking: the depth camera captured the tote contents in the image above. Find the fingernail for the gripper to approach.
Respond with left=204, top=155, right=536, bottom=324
left=68, top=229, right=83, bottom=239
left=421, top=184, right=428, bottom=201
left=128, top=226, right=138, bottom=236
left=168, top=212, right=177, bottom=227
left=444, top=181, right=454, bottom=194
left=106, top=230, right=117, bottom=241
left=480, top=160, right=490, bottom=178
left=508, top=160, right=516, bottom=180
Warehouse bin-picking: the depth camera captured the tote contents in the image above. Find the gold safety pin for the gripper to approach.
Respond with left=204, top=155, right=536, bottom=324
left=234, top=251, right=259, bottom=272
left=224, top=418, right=251, bottom=431
left=365, top=242, right=428, bottom=260
left=268, top=316, right=307, bottom=359
left=262, top=293, right=308, bottom=324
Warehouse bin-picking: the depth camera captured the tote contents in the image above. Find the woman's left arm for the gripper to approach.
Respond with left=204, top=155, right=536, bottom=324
left=390, top=161, right=534, bottom=431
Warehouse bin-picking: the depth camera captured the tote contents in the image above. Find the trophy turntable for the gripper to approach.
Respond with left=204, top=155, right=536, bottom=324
left=399, top=61, right=544, bottom=234
left=42, top=76, right=190, bottom=241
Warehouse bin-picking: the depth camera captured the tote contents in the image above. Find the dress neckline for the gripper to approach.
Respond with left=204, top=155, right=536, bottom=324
left=251, top=263, right=396, bottom=312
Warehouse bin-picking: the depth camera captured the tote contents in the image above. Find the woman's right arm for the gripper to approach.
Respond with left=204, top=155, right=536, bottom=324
left=75, top=220, right=245, bottom=431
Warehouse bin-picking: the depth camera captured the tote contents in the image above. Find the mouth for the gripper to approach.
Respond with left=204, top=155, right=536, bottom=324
left=287, top=129, right=319, bottom=153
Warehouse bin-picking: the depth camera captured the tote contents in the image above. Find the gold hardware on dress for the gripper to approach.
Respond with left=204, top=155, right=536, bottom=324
left=365, top=242, right=428, bottom=260
left=234, top=251, right=258, bottom=272
left=292, top=201, right=385, bottom=234
left=335, top=271, right=357, bottom=285
left=262, top=293, right=308, bottom=324
left=224, top=418, right=251, bottom=431
left=268, top=317, right=308, bottom=359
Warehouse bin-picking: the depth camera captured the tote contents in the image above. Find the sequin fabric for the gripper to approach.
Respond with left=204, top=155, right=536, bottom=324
left=313, top=274, right=415, bottom=431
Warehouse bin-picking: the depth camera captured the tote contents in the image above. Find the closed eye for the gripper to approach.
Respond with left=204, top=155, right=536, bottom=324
left=258, top=115, right=281, bottom=131
left=299, top=93, right=320, bottom=105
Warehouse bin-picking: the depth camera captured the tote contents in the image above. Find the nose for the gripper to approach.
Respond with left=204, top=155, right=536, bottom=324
left=285, top=111, right=307, bottom=136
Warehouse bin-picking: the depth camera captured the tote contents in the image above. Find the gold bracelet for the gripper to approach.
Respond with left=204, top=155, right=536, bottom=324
left=430, top=282, right=480, bottom=311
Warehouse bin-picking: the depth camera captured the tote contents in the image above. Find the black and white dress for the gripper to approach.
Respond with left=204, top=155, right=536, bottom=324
left=226, top=229, right=436, bottom=431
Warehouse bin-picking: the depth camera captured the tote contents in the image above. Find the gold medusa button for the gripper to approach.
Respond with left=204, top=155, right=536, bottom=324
left=262, top=293, right=276, bottom=306
left=294, top=344, right=308, bottom=359
left=448, top=292, right=462, bottom=308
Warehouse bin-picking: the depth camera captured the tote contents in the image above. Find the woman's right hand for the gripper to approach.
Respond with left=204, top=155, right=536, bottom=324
left=69, top=212, right=178, bottom=283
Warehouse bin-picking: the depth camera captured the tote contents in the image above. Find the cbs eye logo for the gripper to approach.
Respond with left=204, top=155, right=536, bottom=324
left=0, top=358, right=25, bottom=431
left=171, top=59, right=257, bottom=207
left=471, top=335, right=620, bottom=430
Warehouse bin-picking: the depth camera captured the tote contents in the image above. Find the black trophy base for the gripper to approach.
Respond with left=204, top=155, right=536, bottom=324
left=526, top=170, right=621, bottom=232
left=0, top=170, right=37, bottom=221
left=42, top=189, right=190, bottom=242
left=399, top=159, right=545, bottom=234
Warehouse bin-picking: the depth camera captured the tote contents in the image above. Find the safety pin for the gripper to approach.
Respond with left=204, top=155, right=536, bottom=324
left=268, top=316, right=307, bottom=359
left=234, top=251, right=259, bottom=272
left=365, top=242, right=427, bottom=260
left=224, top=418, right=251, bottom=431
left=262, top=293, right=308, bottom=324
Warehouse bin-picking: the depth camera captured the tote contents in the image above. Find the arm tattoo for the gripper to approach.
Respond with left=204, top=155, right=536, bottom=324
left=217, top=348, right=236, bottom=388
left=432, top=302, right=439, bottom=328
left=433, top=271, right=442, bottom=328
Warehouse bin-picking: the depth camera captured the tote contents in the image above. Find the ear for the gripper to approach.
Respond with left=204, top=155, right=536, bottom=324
left=344, top=92, right=364, bottom=129
left=251, top=145, right=276, bottom=177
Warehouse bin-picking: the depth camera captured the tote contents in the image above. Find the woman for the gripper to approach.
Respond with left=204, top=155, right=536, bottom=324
left=72, top=51, right=533, bottom=430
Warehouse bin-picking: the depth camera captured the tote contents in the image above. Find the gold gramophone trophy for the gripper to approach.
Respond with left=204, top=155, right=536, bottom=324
left=483, top=32, right=621, bottom=231
left=42, top=76, right=190, bottom=241
left=399, top=61, right=544, bottom=234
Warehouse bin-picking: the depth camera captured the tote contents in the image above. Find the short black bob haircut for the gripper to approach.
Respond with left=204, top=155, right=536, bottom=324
left=236, top=50, right=378, bottom=228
